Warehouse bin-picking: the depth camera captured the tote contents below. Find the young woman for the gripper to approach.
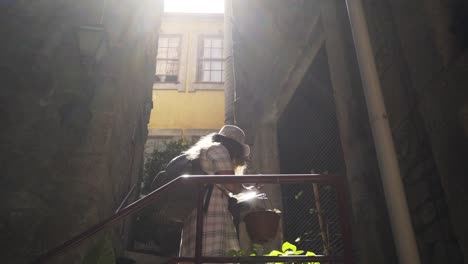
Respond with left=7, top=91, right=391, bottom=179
left=179, top=125, right=250, bottom=259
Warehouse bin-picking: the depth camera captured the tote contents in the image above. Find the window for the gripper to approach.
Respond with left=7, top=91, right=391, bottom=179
left=198, top=37, right=224, bottom=83
left=155, top=35, right=181, bottom=83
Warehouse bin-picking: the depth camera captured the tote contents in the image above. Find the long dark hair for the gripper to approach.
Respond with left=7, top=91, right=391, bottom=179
left=184, top=133, right=247, bottom=166
left=212, top=134, right=245, bottom=161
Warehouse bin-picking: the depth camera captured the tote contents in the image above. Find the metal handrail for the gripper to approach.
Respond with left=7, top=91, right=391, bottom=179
left=31, top=174, right=353, bottom=264
left=115, top=183, right=137, bottom=214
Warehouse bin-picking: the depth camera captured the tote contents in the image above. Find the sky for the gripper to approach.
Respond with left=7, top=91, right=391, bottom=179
left=164, top=0, right=224, bottom=13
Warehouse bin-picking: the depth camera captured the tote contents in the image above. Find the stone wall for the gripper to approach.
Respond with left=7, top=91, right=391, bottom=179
left=0, top=1, right=162, bottom=263
left=231, top=0, right=326, bottom=253
left=231, top=1, right=397, bottom=262
left=231, top=0, right=323, bottom=139
left=361, top=0, right=468, bottom=262
left=232, top=0, right=468, bottom=263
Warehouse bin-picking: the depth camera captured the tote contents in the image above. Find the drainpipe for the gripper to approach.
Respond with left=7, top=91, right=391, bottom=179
left=345, top=1, right=421, bottom=264
left=224, top=0, right=236, bottom=125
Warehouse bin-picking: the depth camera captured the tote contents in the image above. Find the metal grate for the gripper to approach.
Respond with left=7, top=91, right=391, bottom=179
left=281, top=183, right=344, bottom=256
left=278, top=47, right=346, bottom=257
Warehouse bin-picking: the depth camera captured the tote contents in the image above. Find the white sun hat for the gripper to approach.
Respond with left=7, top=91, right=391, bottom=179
left=218, top=125, right=250, bottom=157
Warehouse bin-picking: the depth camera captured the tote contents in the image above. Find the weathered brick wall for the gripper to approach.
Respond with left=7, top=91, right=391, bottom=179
left=0, top=1, right=162, bottom=263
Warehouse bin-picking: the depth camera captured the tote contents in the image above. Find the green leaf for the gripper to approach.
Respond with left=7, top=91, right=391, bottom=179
left=281, top=241, right=297, bottom=252
left=252, top=243, right=263, bottom=255
left=294, top=250, right=304, bottom=255
left=82, top=237, right=115, bottom=264
left=306, top=252, right=320, bottom=264
left=227, top=249, right=238, bottom=256
left=265, top=250, right=283, bottom=256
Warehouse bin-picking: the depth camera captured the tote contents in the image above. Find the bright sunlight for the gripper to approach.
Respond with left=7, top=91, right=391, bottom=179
left=164, top=0, right=224, bottom=13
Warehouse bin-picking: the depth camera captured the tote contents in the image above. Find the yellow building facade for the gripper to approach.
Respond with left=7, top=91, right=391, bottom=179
left=146, top=13, right=225, bottom=153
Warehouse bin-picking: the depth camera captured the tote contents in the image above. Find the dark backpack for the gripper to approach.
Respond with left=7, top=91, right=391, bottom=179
left=150, top=154, right=208, bottom=223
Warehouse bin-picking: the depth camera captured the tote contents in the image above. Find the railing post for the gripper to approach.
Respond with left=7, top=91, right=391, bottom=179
left=335, top=176, right=353, bottom=264
left=195, top=183, right=205, bottom=264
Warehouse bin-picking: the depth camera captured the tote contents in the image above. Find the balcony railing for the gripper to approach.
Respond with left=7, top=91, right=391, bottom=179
left=32, top=174, right=353, bottom=264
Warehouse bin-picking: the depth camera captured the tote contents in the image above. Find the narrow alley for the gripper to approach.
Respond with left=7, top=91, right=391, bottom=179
left=1, top=0, right=468, bottom=264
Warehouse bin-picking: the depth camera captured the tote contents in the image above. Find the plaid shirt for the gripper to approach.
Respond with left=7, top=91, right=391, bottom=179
left=179, top=144, right=240, bottom=258
left=199, top=143, right=234, bottom=174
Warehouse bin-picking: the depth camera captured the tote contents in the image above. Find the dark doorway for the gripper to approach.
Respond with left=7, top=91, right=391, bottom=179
left=278, top=47, right=346, bottom=255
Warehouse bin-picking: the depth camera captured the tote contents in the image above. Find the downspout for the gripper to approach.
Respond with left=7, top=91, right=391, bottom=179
left=345, top=1, right=421, bottom=264
left=224, top=0, right=236, bottom=125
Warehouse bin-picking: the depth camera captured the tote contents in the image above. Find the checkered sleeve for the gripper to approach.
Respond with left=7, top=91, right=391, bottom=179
left=206, top=144, right=233, bottom=173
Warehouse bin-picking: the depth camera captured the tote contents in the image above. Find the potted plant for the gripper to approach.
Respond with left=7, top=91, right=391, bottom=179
left=244, top=208, right=281, bottom=244
left=233, top=190, right=281, bottom=244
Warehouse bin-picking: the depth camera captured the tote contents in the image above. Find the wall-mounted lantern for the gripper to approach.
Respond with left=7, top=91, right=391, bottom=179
left=76, top=25, right=108, bottom=65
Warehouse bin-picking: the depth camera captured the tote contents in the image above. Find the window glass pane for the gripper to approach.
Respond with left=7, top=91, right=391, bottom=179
left=157, top=47, right=167, bottom=58
left=203, top=61, right=211, bottom=70
left=167, top=48, right=179, bottom=59
left=156, top=60, right=179, bottom=76
left=166, top=61, right=179, bottom=75
left=203, top=39, right=212, bottom=48
left=212, top=61, right=222, bottom=70
left=212, top=39, right=222, bottom=48
left=158, top=37, right=168, bottom=47
left=156, top=61, right=167, bottom=74
left=211, top=48, right=222, bottom=59
left=202, top=71, right=210, bottom=82
left=203, top=48, right=211, bottom=58
left=198, top=37, right=225, bottom=83
left=211, top=71, right=222, bottom=82
left=168, top=37, right=179, bottom=47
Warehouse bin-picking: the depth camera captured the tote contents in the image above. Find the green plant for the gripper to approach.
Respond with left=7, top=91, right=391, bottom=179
left=142, top=139, right=189, bottom=194
left=227, top=241, right=319, bottom=264
left=265, top=241, right=319, bottom=264
left=131, top=139, right=190, bottom=254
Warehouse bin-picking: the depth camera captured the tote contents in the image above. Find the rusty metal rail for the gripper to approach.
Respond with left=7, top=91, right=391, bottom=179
left=31, top=174, right=353, bottom=264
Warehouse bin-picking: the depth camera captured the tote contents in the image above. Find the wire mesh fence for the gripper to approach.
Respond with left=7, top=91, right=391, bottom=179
left=281, top=182, right=344, bottom=256
left=277, top=47, right=347, bottom=258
